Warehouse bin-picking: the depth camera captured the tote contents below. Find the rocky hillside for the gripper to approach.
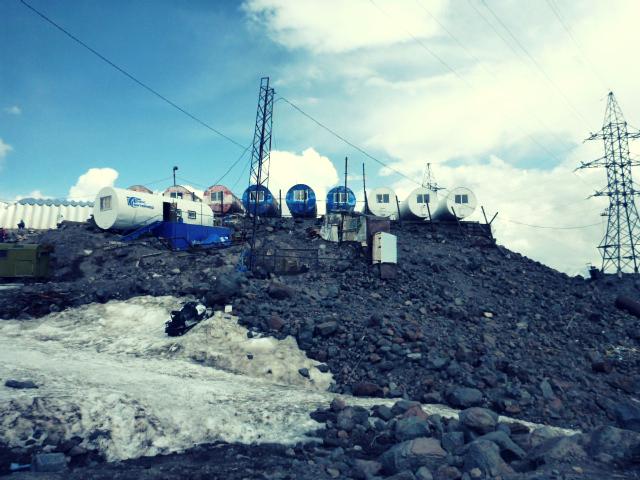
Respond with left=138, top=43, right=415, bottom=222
left=2, top=220, right=640, bottom=433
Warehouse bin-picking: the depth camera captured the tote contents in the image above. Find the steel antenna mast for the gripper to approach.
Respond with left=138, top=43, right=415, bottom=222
left=577, top=92, right=640, bottom=274
left=421, top=163, right=445, bottom=192
left=246, top=77, right=275, bottom=270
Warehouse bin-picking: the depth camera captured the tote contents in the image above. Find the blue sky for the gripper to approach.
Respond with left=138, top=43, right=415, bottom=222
left=2, top=0, right=640, bottom=274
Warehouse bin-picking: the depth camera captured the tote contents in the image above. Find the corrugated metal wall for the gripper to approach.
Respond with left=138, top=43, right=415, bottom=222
left=0, top=202, right=93, bottom=230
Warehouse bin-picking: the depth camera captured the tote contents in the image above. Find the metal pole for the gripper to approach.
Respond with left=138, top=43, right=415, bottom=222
left=279, top=189, right=282, bottom=217
left=172, top=166, right=178, bottom=187
left=344, top=156, right=348, bottom=209
left=362, top=162, right=368, bottom=214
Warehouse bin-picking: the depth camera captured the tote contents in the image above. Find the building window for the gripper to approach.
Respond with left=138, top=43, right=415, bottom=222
left=100, top=196, right=112, bottom=211
left=188, top=210, right=197, bottom=220
left=210, top=191, right=223, bottom=202
left=250, top=191, right=265, bottom=202
left=170, top=192, right=184, bottom=199
left=376, top=193, right=390, bottom=204
left=293, top=189, right=308, bottom=201
left=454, top=194, right=469, bottom=204
left=334, top=192, right=347, bottom=204
left=417, top=193, right=430, bottom=204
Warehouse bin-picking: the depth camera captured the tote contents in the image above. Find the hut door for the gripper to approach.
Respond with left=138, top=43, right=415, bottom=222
left=163, top=202, right=176, bottom=222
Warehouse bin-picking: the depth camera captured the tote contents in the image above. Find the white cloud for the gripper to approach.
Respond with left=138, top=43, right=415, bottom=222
left=267, top=147, right=339, bottom=215
left=243, top=0, right=447, bottom=53
left=68, top=168, right=119, bottom=201
left=3, top=105, right=22, bottom=115
left=14, top=190, right=50, bottom=201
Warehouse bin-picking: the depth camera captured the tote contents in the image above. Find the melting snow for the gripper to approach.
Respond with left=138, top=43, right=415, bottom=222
left=0, top=296, right=574, bottom=461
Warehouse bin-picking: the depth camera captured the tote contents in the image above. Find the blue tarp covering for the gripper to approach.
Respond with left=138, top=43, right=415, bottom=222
left=123, top=221, right=232, bottom=251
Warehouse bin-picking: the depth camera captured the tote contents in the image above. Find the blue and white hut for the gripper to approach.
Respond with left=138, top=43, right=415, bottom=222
left=285, top=184, right=317, bottom=218
left=326, top=186, right=356, bottom=214
left=242, top=184, right=279, bottom=217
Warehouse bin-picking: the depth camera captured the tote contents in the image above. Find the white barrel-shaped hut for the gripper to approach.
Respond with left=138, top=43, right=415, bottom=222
left=366, top=187, right=398, bottom=219
left=94, top=186, right=213, bottom=230
left=163, top=185, right=201, bottom=202
left=431, top=187, right=477, bottom=221
left=400, top=187, right=439, bottom=220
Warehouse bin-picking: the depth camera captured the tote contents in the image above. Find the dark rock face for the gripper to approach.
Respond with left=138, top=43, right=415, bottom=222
left=459, top=408, right=499, bottom=434
left=4, top=379, right=38, bottom=389
left=381, top=437, right=447, bottom=474
left=352, top=382, right=383, bottom=397
left=614, top=400, right=640, bottom=432
left=463, top=440, right=514, bottom=477
left=447, top=387, right=483, bottom=408
left=267, top=281, right=294, bottom=300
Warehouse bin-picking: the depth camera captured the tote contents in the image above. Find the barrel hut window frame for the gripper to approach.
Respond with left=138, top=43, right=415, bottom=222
left=455, top=194, right=469, bottom=204
left=170, top=192, right=184, bottom=200
left=293, top=189, right=308, bottom=202
left=416, top=193, right=430, bottom=204
left=187, top=210, right=197, bottom=220
left=100, top=195, right=112, bottom=212
left=249, top=191, right=265, bottom=203
left=210, top=191, right=223, bottom=202
left=334, top=192, right=347, bottom=204
left=377, top=193, right=390, bottom=204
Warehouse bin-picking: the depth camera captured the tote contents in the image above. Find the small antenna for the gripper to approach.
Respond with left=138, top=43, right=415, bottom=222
left=421, top=163, right=445, bottom=191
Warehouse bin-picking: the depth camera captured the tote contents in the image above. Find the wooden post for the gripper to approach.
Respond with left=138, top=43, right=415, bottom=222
left=395, top=195, right=402, bottom=227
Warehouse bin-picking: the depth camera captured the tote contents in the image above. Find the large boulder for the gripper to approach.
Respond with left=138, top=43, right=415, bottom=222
left=204, top=273, right=245, bottom=306
left=394, top=416, right=431, bottom=442
left=459, top=408, right=499, bottom=434
left=614, top=400, right=640, bottom=432
left=463, top=440, right=513, bottom=477
left=526, top=435, right=586, bottom=467
left=447, top=388, right=483, bottom=408
left=587, top=426, right=640, bottom=464
left=381, top=437, right=447, bottom=474
left=476, top=430, right=526, bottom=461
left=353, top=382, right=383, bottom=397
left=267, top=281, right=294, bottom=300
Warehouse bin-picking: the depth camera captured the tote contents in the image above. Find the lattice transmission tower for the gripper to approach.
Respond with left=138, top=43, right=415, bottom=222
left=577, top=92, right=640, bottom=274
left=248, top=76, right=275, bottom=200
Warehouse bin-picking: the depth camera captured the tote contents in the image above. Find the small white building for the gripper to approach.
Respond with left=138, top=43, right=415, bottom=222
left=431, top=187, right=477, bottom=221
left=400, top=187, right=439, bottom=220
left=0, top=198, right=94, bottom=230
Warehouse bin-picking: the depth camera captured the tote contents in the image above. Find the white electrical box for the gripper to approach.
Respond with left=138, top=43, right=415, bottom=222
left=372, top=232, right=397, bottom=264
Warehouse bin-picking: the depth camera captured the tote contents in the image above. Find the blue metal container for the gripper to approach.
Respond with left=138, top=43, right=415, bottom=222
left=285, top=184, right=317, bottom=218
left=326, top=186, right=356, bottom=213
left=242, top=184, right=279, bottom=217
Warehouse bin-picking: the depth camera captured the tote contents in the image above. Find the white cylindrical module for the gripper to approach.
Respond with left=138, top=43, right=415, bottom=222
left=400, top=187, right=439, bottom=220
left=365, top=187, right=399, bottom=219
left=93, top=186, right=214, bottom=230
left=431, top=187, right=477, bottom=220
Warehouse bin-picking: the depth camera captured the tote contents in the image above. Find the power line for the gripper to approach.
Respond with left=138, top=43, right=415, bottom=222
left=499, top=217, right=602, bottom=230
left=477, top=0, right=591, bottom=129
left=277, top=95, right=422, bottom=186
left=544, top=0, right=610, bottom=92
left=369, top=0, right=573, bottom=166
left=414, top=0, right=571, bottom=152
left=19, top=0, right=246, bottom=150
left=368, top=0, right=471, bottom=88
